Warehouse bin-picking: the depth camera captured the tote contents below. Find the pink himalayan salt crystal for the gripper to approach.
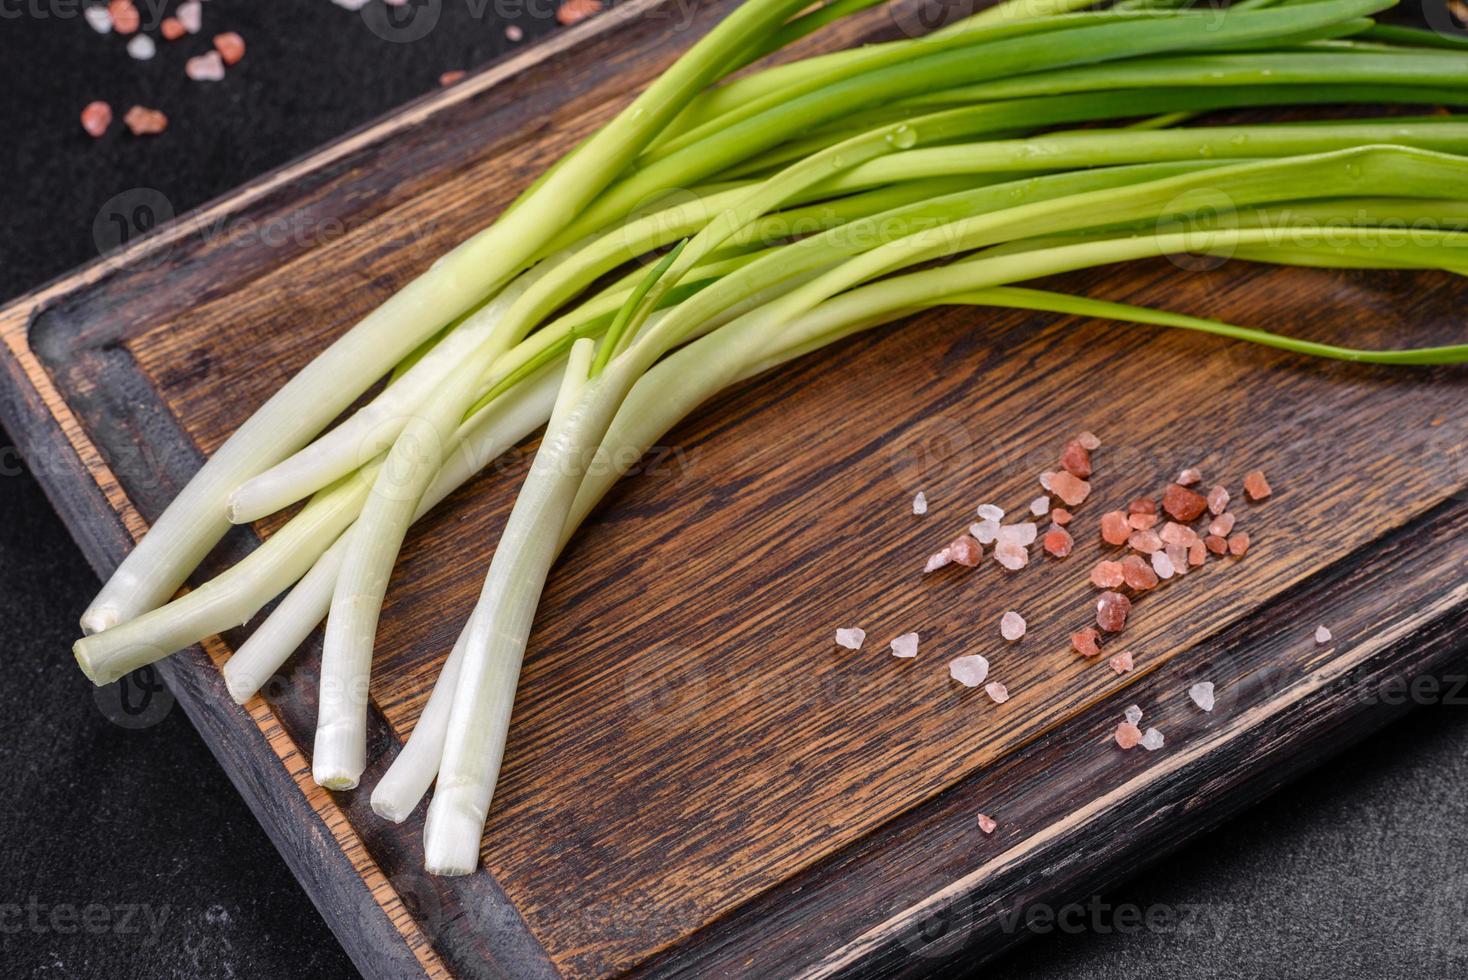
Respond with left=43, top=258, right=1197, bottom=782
left=1071, top=627, right=1102, bottom=657
left=1176, top=467, right=1202, bottom=486
left=1208, top=512, right=1236, bottom=537
left=976, top=503, right=1005, bottom=522
left=994, top=540, right=1029, bottom=571
left=1165, top=543, right=1190, bottom=577
left=1159, top=522, right=1197, bottom=547
left=1244, top=469, right=1272, bottom=501
left=890, top=632, right=919, bottom=658
left=1141, top=727, right=1165, bottom=751
left=949, top=536, right=982, bottom=567
left=1162, top=483, right=1209, bottom=522
left=122, top=105, right=167, bottom=135
left=1315, top=625, right=1333, bottom=645
left=985, top=681, right=1010, bottom=704
left=924, top=550, right=951, bottom=573
left=1115, top=722, right=1143, bottom=749
left=1228, top=531, right=1251, bottom=556
left=176, top=0, right=202, bottom=33
left=1051, top=507, right=1073, bottom=526
left=1076, top=430, right=1101, bottom=450
left=912, top=491, right=928, bottom=515
left=970, top=520, right=999, bottom=544
left=949, top=654, right=990, bottom=687
left=1049, top=470, right=1091, bottom=507
left=1207, top=485, right=1230, bottom=515
left=1128, top=528, right=1163, bottom=554
left=439, top=70, right=468, bottom=87
left=186, top=51, right=226, bottom=82
left=1121, top=555, right=1159, bottom=591
left=1043, top=525, right=1074, bottom=558
left=1091, top=560, right=1125, bottom=589
left=1060, top=439, right=1093, bottom=478
left=81, top=101, right=112, bottom=138
left=1129, top=497, right=1157, bottom=516
left=1205, top=534, right=1229, bottom=556
left=1188, top=539, right=1208, bottom=567
left=1000, top=611, right=1026, bottom=642
left=1189, top=681, right=1216, bottom=711
left=1030, top=495, right=1051, bottom=517
left=1124, top=704, right=1143, bottom=725
left=835, top=628, right=865, bottom=650
left=505, top=23, right=524, bottom=41
left=1127, top=512, right=1159, bottom=531
left=1039, top=471, right=1055, bottom=492
left=1096, top=591, right=1131, bottom=632
left=998, top=522, right=1038, bottom=547
left=1100, top=511, right=1131, bottom=546
left=1151, top=549, right=1175, bottom=581
left=1109, top=650, right=1134, bottom=674
left=977, top=813, right=998, bottom=834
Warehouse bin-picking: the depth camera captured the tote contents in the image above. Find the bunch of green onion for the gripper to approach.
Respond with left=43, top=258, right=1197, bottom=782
left=73, top=0, right=1468, bottom=875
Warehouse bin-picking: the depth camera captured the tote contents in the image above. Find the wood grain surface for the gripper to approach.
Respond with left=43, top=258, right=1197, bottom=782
left=0, top=0, right=1465, bottom=977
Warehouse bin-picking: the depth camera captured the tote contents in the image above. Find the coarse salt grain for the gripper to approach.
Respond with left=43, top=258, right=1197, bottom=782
left=1151, top=549, right=1175, bottom=580
left=1091, top=560, right=1124, bottom=589
left=1100, top=511, right=1130, bottom=546
left=994, top=541, right=1028, bottom=571
left=126, top=33, right=155, bottom=60
left=1109, top=650, right=1134, bottom=674
left=1315, top=625, right=1333, bottom=645
left=1127, top=512, right=1159, bottom=531
left=122, top=105, right=167, bottom=135
left=1208, top=512, right=1236, bottom=537
left=214, top=31, right=246, bottom=65
left=1166, top=543, right=1189, bottom=576
left=1244, top=469, right=1272, bottom=501
left=81, top=101, right=112, bottom=138
left=1188, top=540, right=1207, bottom=567
left=1000, top=611, right=1026, bottom=642
left=949, top=536, right=982, bottom=567
left=1128, top=529, right=1162, bottom=554
left=969, top=520, right=999, bottom=544
left=1141, top=727, right=1165, bottom=751
left=1096, top=591, right=1131, bottom=632
left=1060, top=439, right=1092, bottom=478
left=161, top=17, right=185, bottom=40
left=186, top=50, right=226, bottom=81
left=923, top=548, right=952, bottom=573
left=85, top=4, right=113, bottom=33
left=1029, top=495, right=1050, bottom=517
left=835, top=627, right=865, bottom=650
left=1176, top=467, right=1202, bottom=486
left=1124, top=705, right=1143, bottom=725
left=891, top=632, right=919, bottom=658
left=109, top=0, right=139, bottom=34
left=1121, top=555, right=1159, bottom=591
left=912, top=491, right=928, bottom=515
left=1115, top=722, right=1142, bottom=749
left=1129, top=497, right=1157, bottom=516
left=1207, top=485, right=1230, bottom=515
left=1077, top=430, right=1101, bottom=450
left=1043, top=525, right=1074, bottom=558
left=985, top=682, right=1010, bottom=704
left=976, top=504, right=1004, bottom=522
left=998, top=522, right=1037, bottom=547
left=1205, top=534, right=1229, bottom=555
left=1162, top=483, right=1208, bottom=522
left=1071, top=627, right=1102, bottom=657
left=1039, top=471, right=1055, bottom=492
left=556, top=0, right=602, bottom=24
left=977, top=813, right=998, bottom=834
left=1049, top=470, right=1091, bottom=507
left=1158, top=522, right=1192, bottom=547
left=1051, top=507, right=1072, bottom=526
left=1227, top=531, right=1251, bottom=556
left=948, top=654, right=989, bottom=687
left=176, top=0, right=202, bottom=33
left=1188, top=681, right=1216, bottom=711
left=505, top=23, right=524, bottom=40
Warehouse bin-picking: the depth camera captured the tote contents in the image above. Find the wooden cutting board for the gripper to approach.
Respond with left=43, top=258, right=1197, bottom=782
left=2, top=1, right=1465, bottom=977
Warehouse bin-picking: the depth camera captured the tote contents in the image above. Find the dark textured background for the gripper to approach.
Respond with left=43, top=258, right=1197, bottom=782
left=1, top=2, right=1464, bottom=978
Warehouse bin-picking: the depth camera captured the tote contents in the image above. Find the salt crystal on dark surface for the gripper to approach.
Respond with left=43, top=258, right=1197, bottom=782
left=1030, top=496, right=1051, bottom=517
left=1151, top=550, right=1175, bottom=580
left=994, top=541, right=1028, bottom=571
left=970, top=520, right=999, bottom=544
left=1052, top=507, right=1073, bottom=526
left=1227, top=531, right=1251, bottom=556
left=1176, top=467, right=1202, bottom=486
left=1162, top=483, right=1208, bottom=522
left=949, top=537, right=982, bottom=567
left=985, top=682, right=1010, bottom=704
left=891, top=632, right=919, bottom=658
left=1109, top=650, right=1134, bottom=674
left=1100, top=511, right=1131, bottom=546
left=977, top=813, right=998, bottom=834
left=1000, top=611, right=1026, bottom=642
left=1128, top=529, right=1162, bottom=554
left=1043, top=526, right=1074, bottom=558
left=1205, top=534, right=1229, bottom=556
left=1244, top=469, right=1272, bottom=501
left=976, top=504, right=1005, bottom=522
left=1207, top=485, right=1230, bottom=515
left=1077, top=431, right=1102, bottom=450
left=1124, top=705, right=1143, bottom=725
left=1060, top=440, right=1093, bottom=478
left=912, top=491, right=928, bottom=516
left=835, top=628, right=866, bottom=650
left=1141, top=727, right=1165, bottom=751
left=949, top=655, right=990, bottom=687
left=1091, top=560, right=1125, bottom=589
left=1121, top=555, right=1159, bottom=591
left=1049, top=471, right=1091, bottom=507
left=1315, top=625, right=1333, bottom=645
left=1071, top=628, right=1102, bottom=657
left=1189, top=681, right=1216, bottom=711
left=1115, top=722, right=1142, bottom=749
left=1208, top=512, right=1236, bottom=537
left=1096, top=591, right=1131, bottom=632
left=999, top=522, right=1038, bottom=547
